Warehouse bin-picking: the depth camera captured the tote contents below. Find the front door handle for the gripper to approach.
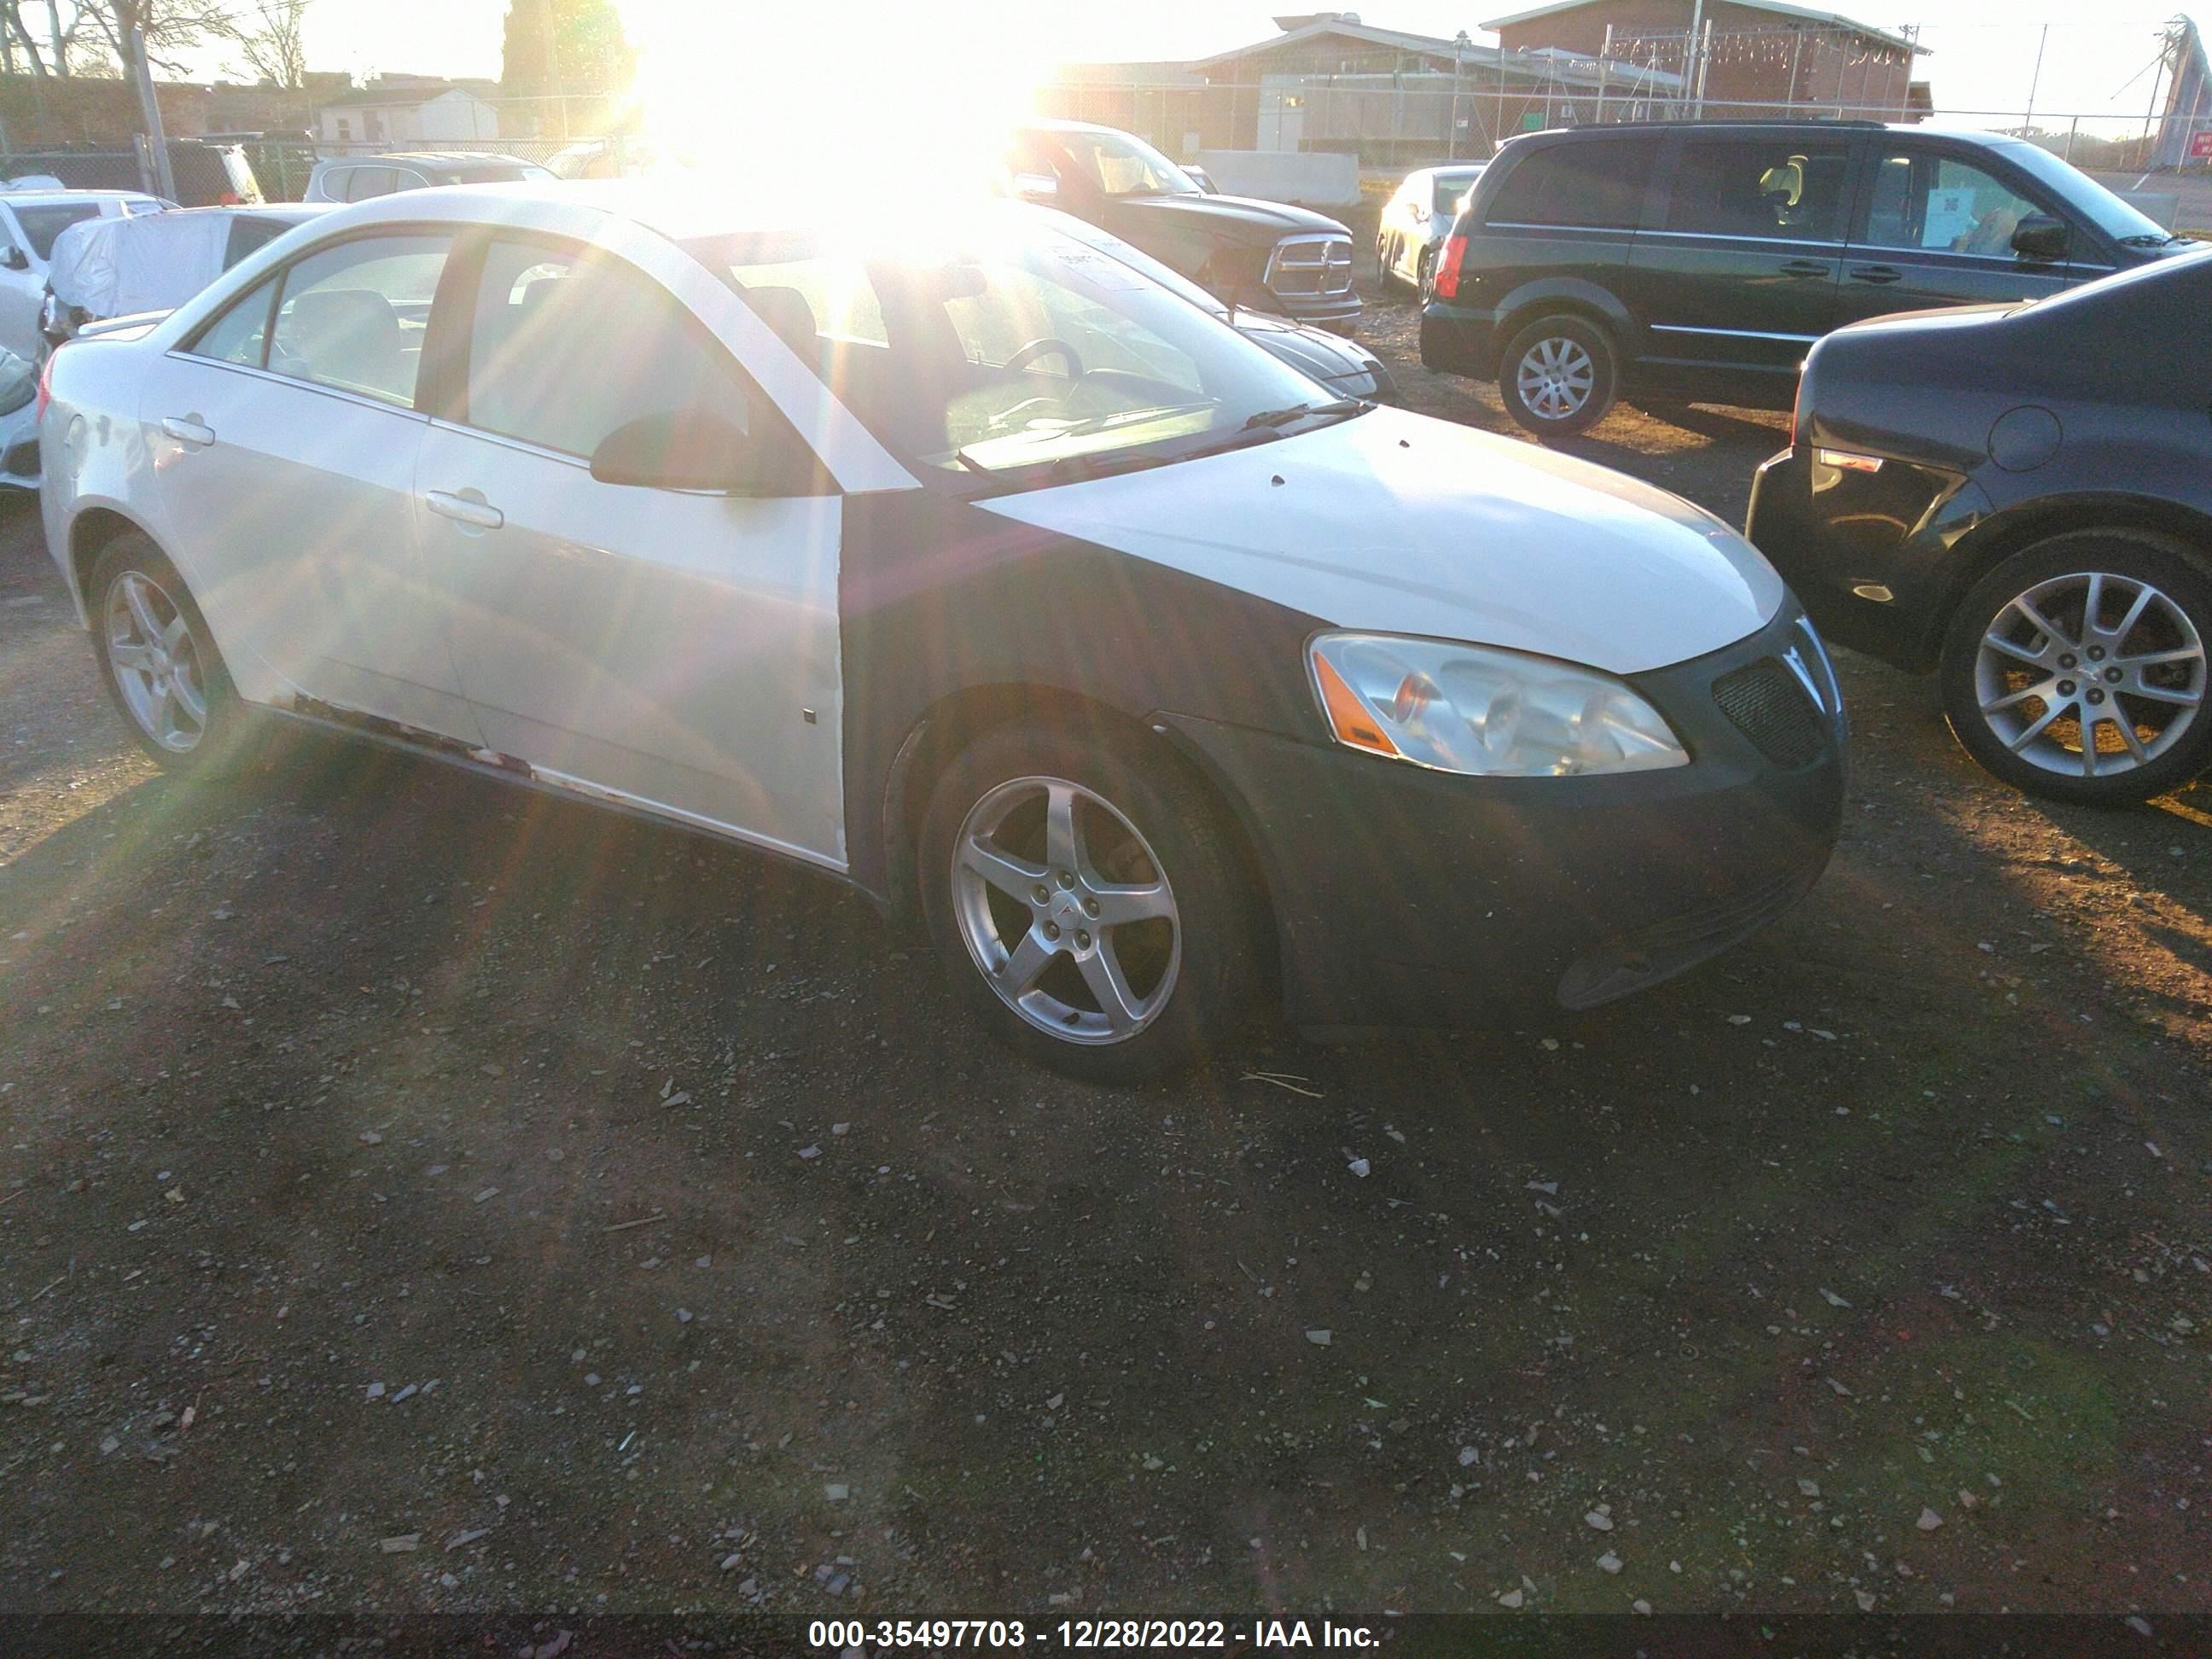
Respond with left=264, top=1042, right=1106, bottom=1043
left=160, top=415, right=214, bottom=446
left=1778, top=259, right=1831, bottom=278
left=422, top=490, right=504, bottom=532
left=1848, top=265, right=1901, bottom=286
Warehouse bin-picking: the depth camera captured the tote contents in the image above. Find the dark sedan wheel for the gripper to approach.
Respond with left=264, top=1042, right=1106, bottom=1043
left=919, top=720, right=1262, bottom=1083
left=1499, top=314, right=1616, bottom=440
left=91, top=533, right=245, bottom=771
left=1416, top=244, right=1438, bottom=303
left=1941, top=533, right=2212, bottom=804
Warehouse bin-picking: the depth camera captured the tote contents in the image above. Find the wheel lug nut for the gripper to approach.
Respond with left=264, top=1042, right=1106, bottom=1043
left=1074, top=930, right=1091, bottom=950
left=2087, top=646, right=2104, bottom=661
left=2057, top=654, right=2076, bottom=669
left=1043, top=921, right=1061, bottom=941
left=1083, top=898, right=1100, bottom=918
left=1033, top=884, right=1050, bottom=905
left=2057, top=679, right=2075, bottom=696
left=2104, top=667, right=2122, bottom=684
left=2087, top=688, right=2105, bottom=705
left=1057, top=870, right=1074, bottom=889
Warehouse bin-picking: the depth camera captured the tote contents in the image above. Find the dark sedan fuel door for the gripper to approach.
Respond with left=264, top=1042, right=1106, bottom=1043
left=1836, top=143, right=2077, bottom=324
left=1627, top=132, right=1855, bottom=403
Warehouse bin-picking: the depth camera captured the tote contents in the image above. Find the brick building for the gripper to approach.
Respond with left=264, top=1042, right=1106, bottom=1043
left=1483, top=0, right=1929, bottom=121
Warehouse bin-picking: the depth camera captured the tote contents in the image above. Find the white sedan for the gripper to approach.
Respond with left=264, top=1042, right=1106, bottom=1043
left=39, top=183, right=1845, bottom=1080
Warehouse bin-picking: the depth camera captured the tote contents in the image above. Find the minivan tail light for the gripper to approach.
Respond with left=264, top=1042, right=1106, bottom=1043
left=35, top=347, right=55, bottom=422
left=218, top=190, right=242, bottom=206
left=1432, top=234, right=1467, bottom=300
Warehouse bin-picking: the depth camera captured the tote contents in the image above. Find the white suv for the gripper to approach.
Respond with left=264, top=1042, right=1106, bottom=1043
left=0, top=188, right=165, bottom=360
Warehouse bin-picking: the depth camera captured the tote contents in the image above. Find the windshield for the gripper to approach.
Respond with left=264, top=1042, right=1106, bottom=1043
left=1027, top=128, right=1202, bottom=198
left=1995, top=140, right=2175, bottom=244
left=10, top=202, right=101, bottom=260
left=683, top=224, right=1352, bottom=489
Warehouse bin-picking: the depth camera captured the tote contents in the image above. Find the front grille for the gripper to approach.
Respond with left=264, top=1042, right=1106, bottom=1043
left=1712, top=657, right=1825, bottom=769
left=1266, top=235, right=1354, bottom=298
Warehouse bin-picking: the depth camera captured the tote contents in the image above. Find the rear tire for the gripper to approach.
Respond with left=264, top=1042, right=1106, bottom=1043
left=1499, top=314, right=1617, bottom=440
left=918, top=719, right=1264, bottom=1084
left=89, top=533, right=251, bottom=773
left=1416, top=244, right=1438, bottom=303
left=1938, top=531, right=2212, bottom=805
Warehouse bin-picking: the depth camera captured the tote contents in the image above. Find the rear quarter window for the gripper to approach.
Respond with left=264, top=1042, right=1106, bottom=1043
left=1485, top=143, right=1652, bottom=230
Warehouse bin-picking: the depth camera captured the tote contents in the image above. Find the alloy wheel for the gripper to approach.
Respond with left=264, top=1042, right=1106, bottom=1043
left=1973, top=568, right=2205, bottom=780
left=104, top=569, right=208, bottom=754
left=950, top=775, right=1180, bottom=1046
left=1516, top=335, right=1594, bottom=422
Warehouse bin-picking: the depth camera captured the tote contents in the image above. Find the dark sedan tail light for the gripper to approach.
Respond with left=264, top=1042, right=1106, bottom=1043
left=35, top=347, right=55, bottom=422
left=1432, top=234, right=1467, bottom=300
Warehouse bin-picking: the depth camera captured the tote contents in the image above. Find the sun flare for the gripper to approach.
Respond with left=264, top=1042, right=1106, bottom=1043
left=614, top=0, right=1049, bottom=195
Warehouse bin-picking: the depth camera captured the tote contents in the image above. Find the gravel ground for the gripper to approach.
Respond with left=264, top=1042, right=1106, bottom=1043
left=1, top=292, right=2209, bottom=1631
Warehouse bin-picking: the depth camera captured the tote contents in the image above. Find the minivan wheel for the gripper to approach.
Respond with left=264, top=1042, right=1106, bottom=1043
left=1499, top=314, right=1616, bottom=439
left=918, top=720, right=1261, bottom=1083
left=90, top=533, right=243, bottom=771
left=1939, top=532, right=2212, bottom=805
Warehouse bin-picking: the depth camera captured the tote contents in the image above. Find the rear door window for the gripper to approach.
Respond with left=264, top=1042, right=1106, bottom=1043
left=344, top=166, right=399, bottom=202
left=1485, top=143, right=1651, bottom=230
left=1664, top=138, right=1854, bottom=243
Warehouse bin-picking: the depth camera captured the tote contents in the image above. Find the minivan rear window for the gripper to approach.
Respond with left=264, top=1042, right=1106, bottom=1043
left=1485, top=143, right=1651, bottom=230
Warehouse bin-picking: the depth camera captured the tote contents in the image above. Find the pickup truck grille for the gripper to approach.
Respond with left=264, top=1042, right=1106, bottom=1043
left=1266, top=235, right=1354, bottom=298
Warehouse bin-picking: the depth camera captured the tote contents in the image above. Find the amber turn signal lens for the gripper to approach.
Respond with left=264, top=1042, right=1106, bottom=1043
left=1313, top=654, right=1399, bottom=757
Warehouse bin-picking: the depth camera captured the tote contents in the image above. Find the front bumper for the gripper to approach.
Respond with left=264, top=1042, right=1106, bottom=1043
left=1417, top=300, right=1499, bottom=380
left=1746, top=445, right=1992, bottom=675
left=1163, top=605, right=1846, bottom=1027
left=1266, top=288, right=1362, bottom=333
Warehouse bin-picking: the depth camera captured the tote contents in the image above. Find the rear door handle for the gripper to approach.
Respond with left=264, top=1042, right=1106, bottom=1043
left=160, top=415, right=214, bottom=446
left=1848, top=265, right=1901, bottom=285
left=422, top=490, right=504, bottom=532
left=1778, top=259, right=1831, bottom=278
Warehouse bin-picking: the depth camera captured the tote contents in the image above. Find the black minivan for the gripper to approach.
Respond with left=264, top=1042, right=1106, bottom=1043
left=1418, top=121, right=2198, bottom=438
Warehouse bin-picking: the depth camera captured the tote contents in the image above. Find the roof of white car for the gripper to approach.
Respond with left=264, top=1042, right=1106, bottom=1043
left=0, top=188, right=162, bottom=207
left=323, top=178, right=1004, bottom=247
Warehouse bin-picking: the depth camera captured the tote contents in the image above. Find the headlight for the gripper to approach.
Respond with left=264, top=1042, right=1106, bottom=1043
left=1309, top=633, right=1689, bottom=777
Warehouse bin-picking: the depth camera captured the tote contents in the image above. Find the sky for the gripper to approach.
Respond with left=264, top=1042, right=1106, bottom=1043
left=282, top=0, right=2195, bottom=138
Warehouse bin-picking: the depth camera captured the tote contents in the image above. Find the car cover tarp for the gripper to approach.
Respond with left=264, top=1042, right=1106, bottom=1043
left=47, top=209, right=229, bottom=317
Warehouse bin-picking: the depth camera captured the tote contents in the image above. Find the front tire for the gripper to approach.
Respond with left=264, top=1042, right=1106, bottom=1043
left=918, top=720, right=1262, bottom=1083
left=90, top=533, right=247, bottom=771
left=1939, top=531, right=2212, bottom=805
left=1499, top=314, right=1617, bottom=440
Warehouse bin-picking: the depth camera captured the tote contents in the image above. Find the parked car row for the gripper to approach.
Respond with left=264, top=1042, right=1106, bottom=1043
left=1404, top=118, right=2209, bottom=807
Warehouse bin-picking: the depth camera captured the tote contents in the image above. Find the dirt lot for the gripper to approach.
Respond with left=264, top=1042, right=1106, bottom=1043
left=2, top=289, right=2209, bottom=1636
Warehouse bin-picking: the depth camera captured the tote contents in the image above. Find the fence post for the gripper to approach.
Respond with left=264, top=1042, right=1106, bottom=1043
left=2065, top=116, right=2077, bottom=163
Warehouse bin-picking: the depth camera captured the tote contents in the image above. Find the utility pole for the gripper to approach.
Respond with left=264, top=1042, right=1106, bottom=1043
left=119, top=3, right=177, bottom=201
left=2023, top=24, right=2048, bottom=133
left=1685, top=0, right=1704, bottom=118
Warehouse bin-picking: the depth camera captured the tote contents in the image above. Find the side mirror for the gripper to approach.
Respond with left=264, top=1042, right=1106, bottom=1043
left=2, top=246, right=26, bottom=271
left=2011, top=213, right=2069, bottom=263
left=589, top=410, right=824, bottom=495
left=1010, top=171, right=1058, bottom=201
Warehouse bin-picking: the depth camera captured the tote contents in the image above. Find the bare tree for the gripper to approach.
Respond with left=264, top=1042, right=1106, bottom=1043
left=45, top=0, right=237, bottom=78
left=232, top=0, right=308, bottom=89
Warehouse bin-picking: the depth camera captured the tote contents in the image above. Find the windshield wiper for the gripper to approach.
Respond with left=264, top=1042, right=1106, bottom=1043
left=1242, top=398, right=1363, bottom=430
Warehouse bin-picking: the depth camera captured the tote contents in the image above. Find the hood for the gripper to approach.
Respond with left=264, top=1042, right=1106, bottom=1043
left=1234, top=311, right=1383, bottom=382
left=1105, top=191, right=1352, bottom=247
left=979, top=405, right=1784, bottom=677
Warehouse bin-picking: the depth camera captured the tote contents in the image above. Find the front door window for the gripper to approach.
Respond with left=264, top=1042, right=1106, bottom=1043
left=1862, top=152, right=2050, bottom=258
